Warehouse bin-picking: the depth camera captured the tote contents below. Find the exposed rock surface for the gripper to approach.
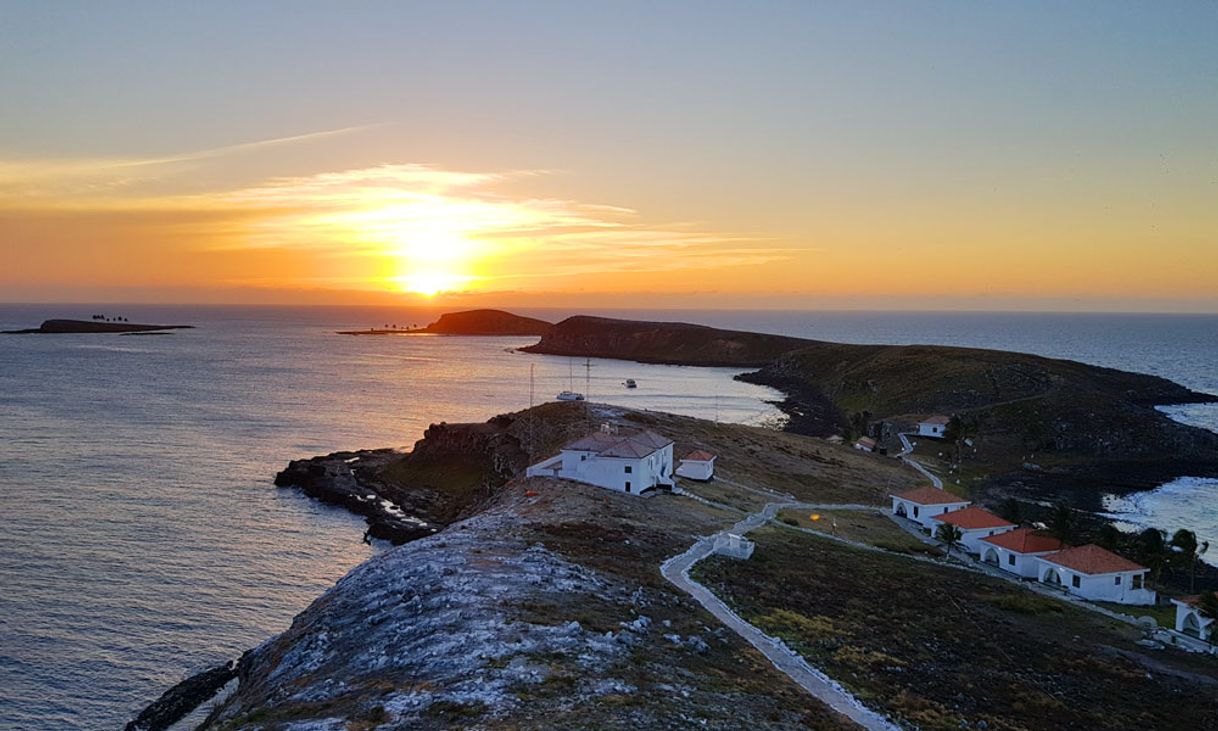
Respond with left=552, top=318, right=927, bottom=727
left=124, top=661, right=238, bottom=731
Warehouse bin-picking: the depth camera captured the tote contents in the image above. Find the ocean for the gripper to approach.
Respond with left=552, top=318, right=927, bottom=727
left=1, top=305, right=1215, bottom=730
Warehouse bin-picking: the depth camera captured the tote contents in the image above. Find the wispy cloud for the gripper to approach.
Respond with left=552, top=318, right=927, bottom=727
left=1, top=138, right=798, bottom=294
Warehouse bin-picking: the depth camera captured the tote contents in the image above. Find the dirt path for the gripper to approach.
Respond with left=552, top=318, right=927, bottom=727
left=661, top=501, right=900, bottom=731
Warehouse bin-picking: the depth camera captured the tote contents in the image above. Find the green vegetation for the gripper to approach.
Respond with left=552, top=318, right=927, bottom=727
left=775, top=508, right=938, bottom=555
left=693, top=526, right=1218, bottom=731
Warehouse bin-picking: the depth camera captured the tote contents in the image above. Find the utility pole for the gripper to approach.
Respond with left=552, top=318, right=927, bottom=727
left=529, top=364, right=535, bottom=408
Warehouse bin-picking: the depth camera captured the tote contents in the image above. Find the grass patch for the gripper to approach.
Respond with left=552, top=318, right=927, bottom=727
left=692, top=526, right=1218, bottom=731
left=776, top=508, right=935, bottom=554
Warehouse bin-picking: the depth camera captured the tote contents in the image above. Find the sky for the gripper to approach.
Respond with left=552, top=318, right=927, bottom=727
left=2, top=1, right=1216, bottom=311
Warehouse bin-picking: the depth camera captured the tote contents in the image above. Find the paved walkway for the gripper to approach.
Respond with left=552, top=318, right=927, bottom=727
left=661, top=501, right=900, bottom=731
left=896, top=433, right=943, bottom=488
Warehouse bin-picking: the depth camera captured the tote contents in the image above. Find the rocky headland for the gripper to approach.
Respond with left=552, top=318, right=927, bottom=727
left=137, top=402, right=1218, bottom=730
left=525, top=314, right=1218, bottom=507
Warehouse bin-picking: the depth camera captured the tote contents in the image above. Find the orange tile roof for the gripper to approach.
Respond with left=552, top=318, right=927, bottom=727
left=893, top=486, right=970, bottom=506
left=922, top=415, right=951, bottom=425
left=980, top=527, right=1064, bottom=554
left=1041, top=544, right=1147, bottom=575
left=683, top=450, right=716, bottom=462
left=933, top=506, right=1014, bottom=530
left=1174, top=592, right=1218, bottom=607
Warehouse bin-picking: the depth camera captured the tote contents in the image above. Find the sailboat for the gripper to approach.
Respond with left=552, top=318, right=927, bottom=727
left=556, top=358, right=586, bottom=401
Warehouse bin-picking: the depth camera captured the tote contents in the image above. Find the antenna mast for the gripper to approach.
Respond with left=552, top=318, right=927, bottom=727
left=529, top=363, right=535, bottom=408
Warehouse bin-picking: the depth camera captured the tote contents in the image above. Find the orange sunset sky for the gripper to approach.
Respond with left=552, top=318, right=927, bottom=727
left=2, top=3, right=1217, bottom=311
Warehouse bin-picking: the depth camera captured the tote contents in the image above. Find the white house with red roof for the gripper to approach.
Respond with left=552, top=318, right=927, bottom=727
left=675, top=449, right=716, bottom=481
left=930, top=506, right=1017, bottom=554
left=525, top=429, right=674, bottom=495
left=917, top=415, right=951, bottom=438
left=1171, top=593, right=1215, bottom=642
left=1035, top=544, right=1156, bottom=605
left=979, top=528, right=1066, bottom=578
left=853, top=436, right=877, bottom=453
left=890, top=486, right=971, bottom=530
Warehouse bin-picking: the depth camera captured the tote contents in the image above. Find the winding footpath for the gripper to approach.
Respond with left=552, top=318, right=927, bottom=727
left=896, top=432, right=943, bottom=488
left=661, top=501, right=901, bottom=731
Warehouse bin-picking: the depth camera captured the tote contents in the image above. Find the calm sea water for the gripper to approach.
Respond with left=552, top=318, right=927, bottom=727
left=0, top=305, right=1215, bottom=730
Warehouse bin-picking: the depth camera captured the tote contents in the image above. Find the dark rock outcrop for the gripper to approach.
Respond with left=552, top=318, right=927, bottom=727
left=338, top=309, right=552, bottom=336
left=125, top=660, right=238, bottom=731
left=3, top=319, right=193, bottom=334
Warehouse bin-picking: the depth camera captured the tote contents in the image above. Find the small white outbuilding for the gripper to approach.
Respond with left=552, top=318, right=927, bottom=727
left=675, top=450, right=716, bottom=481
left=917, top=415, right=951, bottom=438
left=713, top=532, right=755, bottom=560
left=1171, top=594, right=1215, bottom=641
left=1035, top=544, right=1157, bottom=605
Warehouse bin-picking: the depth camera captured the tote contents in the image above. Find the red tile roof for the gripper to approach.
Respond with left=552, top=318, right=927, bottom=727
left=932, top=506, right=1014, bottom=530
left=893, top=486, right=970, bottom=506
left=1041, top=544, right=1147, bottom=575
left=921, top=415, right=951, bottom=425
left=683, top=450, right=716, bottom=462
left=855, top=437, right=877, bottom=448
left=980, top=527, right=1064, bottom=554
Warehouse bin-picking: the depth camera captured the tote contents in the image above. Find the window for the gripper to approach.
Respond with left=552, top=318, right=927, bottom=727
left=624, top=481, right=631, bottom=492
left=580, top=455, right=587, bottom=461
left=1114, top=576, right=1121, bottom=585
left=913, top=506, right=920, bottom=518
left=624, top=465, right=632, bottom=474
left=1133, top=574, right=1143, bottom=590
left=1071, top=575, right=1081, bottom=589
left=1007, top=554, right=1015, bottom=566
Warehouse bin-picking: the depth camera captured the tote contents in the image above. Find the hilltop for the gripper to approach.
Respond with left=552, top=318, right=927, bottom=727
left=520, top=315, right=811, bottom=366
left=521, top=314, right=1218, bottom=504
left=142, top=402, right=1218, bottom=730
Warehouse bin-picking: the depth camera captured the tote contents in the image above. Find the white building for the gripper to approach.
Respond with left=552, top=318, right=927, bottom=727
left=525, top=429, right=674, bottom=495
left=930, top=506, right=1017, bottom=554
left=853, top=436, right=877, bottom=453
left=1171, top=594, right=1216, bottom=642
left=917, top=415, right=951, bottom=438
left=978, top=528, right=1066, bottom=578
left=890, top=486, right=971, bottom=531
left=675, top=450, right=716, bottom=481
left=1035, top=544, right=1157, bottom=605
left=713, top=532, right=755, bottom=560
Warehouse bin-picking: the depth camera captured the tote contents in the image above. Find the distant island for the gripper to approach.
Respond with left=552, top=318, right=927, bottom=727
left=2, top=319, right=194, bottom=335
left=337, top=308, right=552, bottom=336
